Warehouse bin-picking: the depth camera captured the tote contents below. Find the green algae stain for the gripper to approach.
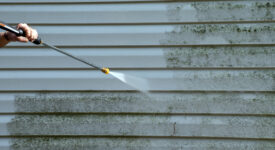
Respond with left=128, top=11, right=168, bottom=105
left=10, top=138, right=151, bottom=150
left=189, top=1, right=275, bottom=21
left=7, top=92, right=275, bottom=149
left=163, top=46, right=275, bottom=68
left=160, top=24, right=275, bottom=45
left=255, top=0, right=275, bottom=20
left=13, top=92, right=151, bottom=113
left=10, top=137, right=275, bottom=150
left=7, top=114, right=166, bottom=135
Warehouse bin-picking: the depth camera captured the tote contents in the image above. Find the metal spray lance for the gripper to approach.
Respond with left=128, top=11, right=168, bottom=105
left=0, top=21, right=110, bottom=74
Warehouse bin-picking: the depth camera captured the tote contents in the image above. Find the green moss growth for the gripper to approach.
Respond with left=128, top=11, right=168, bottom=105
left=163, top=46, right=275, bottom=68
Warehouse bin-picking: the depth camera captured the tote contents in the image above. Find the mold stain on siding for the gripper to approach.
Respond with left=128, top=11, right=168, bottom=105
left=10, top=92, right=275, bottom=114
left=8, top=137, right=275, bottom=150
left=12, top=93, right=155, bottom=113
left=167, top=1, right=275, bottom=22
left=7, top=113, right=173, bottom=136
left=163, top=46, right=275, bottom=68
left=6, top=92, right=275, bottom=149
left=160, top=24, right=275, bottom=45
left=160, top=1, right=275, bottom=148
left=9, top=138, right=151, bottom=150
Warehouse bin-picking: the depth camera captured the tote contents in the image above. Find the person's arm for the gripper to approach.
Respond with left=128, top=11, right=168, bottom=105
left=0, top=23, right=38, bottom=48
left=0, top=32, right=10, bottom=47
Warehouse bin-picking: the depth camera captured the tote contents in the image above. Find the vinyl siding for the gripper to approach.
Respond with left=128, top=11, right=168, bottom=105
left=0, top=0, right=274, bottom=149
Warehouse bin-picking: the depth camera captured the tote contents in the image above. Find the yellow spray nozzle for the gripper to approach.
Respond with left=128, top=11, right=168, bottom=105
left=101, top=67, right=110, bottom=74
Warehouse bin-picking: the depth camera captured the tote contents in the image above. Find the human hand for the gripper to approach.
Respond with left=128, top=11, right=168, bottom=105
left=4, top=23, right=38, bottom=42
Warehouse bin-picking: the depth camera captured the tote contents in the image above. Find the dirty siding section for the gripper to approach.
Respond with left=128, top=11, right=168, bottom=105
left=0, top=0, right=275, bottom=149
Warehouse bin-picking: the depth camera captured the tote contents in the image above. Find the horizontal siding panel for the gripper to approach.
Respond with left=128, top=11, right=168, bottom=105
left=0, top=139, right=9, bottom=150
left=0, top=70, right=273, bottom=91
left=0, top=94, right=14, bottom=113
left=1, top=115, right=275, bottom=139
left=6, top=23, right=275, bottom=46
left=1, top=1, right=275, bottom=24
left=0, top=46, right=274, bottom=68
left=1, top=138, right=275, bottom=150
left=0, top=92, right=274, bottom=115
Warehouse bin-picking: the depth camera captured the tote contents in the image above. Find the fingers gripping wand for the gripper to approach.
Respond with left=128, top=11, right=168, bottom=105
left=0, top=22, right=110, bottom=74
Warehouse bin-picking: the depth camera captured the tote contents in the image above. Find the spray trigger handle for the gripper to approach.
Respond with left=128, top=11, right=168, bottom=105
left=18, top=29, right=42, bottom=45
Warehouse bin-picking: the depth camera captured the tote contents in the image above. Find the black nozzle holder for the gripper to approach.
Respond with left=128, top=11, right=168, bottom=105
left=0, top=22, right=42, bottom=45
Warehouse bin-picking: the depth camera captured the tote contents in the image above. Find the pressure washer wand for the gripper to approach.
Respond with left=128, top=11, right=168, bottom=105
left=42, top=42, right=109, bottom=73
left=0, top=22, right=110, bottom=74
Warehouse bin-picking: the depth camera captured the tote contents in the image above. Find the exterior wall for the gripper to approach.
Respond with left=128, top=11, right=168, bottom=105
left=0, top=0, right=274, bottom=149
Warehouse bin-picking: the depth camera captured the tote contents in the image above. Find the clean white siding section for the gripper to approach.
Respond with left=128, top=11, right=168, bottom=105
left=0, top=0, right=274, bottom=149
